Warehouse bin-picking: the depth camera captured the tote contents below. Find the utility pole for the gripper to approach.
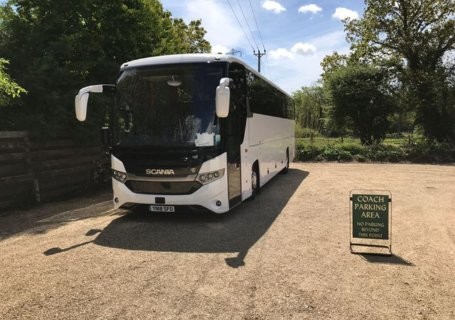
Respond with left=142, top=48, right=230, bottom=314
left=253, top=49, right=266, bottom=73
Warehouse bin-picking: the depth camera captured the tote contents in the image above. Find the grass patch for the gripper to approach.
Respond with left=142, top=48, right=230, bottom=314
left=296, top=137, right=455, bottom=163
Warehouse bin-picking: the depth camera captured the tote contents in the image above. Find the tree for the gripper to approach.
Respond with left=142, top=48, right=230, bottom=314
left=0, top=0, right=211, bottom=140
left=327, top=65, right=395, bottom=145
left=320, top=52, right=348, bottom=82
left=0, top=58, right=26, bottom=105
left=344, top=0, right=455, bottom=142
left=156, top=15, right=211, bottom=55
left=293, top=85, right=330, bottom=136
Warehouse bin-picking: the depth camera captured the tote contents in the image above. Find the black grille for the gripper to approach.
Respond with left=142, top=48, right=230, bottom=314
left=112, top=148, right=203, bottom=177
left=125, top=180, right=202, bottom=195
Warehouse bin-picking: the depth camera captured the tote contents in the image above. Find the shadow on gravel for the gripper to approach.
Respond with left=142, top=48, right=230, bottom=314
left=0, top=189, right=112, bottom=241
left=361, top=254, right=414, bottom=266
left=43, top=229, right=103, bottom=256
left=93, top=169, right=309, bottom=268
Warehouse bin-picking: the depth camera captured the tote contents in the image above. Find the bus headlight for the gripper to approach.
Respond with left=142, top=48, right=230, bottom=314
left=197, top=169, right=224, bottom=185
left=112, top=169, right=127, bottom=183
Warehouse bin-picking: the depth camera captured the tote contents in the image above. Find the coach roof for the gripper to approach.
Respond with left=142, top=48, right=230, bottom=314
left=120, top=54, right=290, bottom=97
left=120, top=53, right=241, bottom=69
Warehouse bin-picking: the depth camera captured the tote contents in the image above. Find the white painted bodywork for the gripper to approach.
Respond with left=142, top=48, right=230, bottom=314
left=112, top=55, right=295, bottom=213
left=110, top=111, right=295, bottom=213
left=76, top=54, right=295, bottom=214
left=240, top=113, right=295, bottom=200
left=112, top=153, right=230, bottom=214
left=74, top=85, right=104, bottom=121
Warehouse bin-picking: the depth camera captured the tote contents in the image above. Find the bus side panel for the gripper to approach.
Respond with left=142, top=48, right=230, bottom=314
left=240, top=122, right=252, bottom=201
left=241, top=113, right=294, bottom=200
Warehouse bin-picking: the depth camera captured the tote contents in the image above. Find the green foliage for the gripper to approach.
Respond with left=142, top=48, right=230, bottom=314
left=156, top=16, right=211, bottom=55
left=344, top=0, right=455, bottom=142
left=345, top=0, right=454, bottom=67
left=296, top=137, right=455, bottom=163
left=0, top=58, right=26, bottom=105
left=295, top=144, right=320, bottom=161
left=293, top=85, right=330, bottom=134
left=295, top=124, right=320, bottom=138
left=405, top=140, right=455, bottom=163
left=410, top=68, right=455, bottom=142
left=296, top=137, right=358, bottom=161
left=0, top=0, right=211, bottom=141
left=320, top=52, right=348, bottom=82
left=326, top=65, right=395, bottom=145
left=321, top=147, right=353, bottom=161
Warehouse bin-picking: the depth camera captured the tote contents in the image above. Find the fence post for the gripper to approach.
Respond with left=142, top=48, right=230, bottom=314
left=23, top=133, right=41, bottom=203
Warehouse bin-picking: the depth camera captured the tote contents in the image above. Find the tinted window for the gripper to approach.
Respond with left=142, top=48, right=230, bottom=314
left=246, top=71, right=294, bottom=119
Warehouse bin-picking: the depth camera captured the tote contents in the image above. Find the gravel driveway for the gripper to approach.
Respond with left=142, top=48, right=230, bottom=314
left=0, top=163, right=454, bottom=320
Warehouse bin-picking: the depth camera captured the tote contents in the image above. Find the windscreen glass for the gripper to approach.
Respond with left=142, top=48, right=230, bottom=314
left=115, top=63, right=224, bottom=148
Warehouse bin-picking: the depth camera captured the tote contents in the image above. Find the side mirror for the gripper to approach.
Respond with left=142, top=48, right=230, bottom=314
left=216, top=78, right=230, bottom=118
left=74, top=84, right=115, bottom=121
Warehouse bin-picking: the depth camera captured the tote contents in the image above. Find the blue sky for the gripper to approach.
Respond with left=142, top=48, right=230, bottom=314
left=161, top=0, right=365, bottom=94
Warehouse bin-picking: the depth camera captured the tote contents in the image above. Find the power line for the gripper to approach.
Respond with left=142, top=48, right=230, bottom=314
left=226, top=0, right=255, bottom=51
left=248, top=0, right=267, bottom=73
left=236, top=0, right=259, bottom=51
left=248, top=0, right=266, bottom=51
left=226, top=0, right=267, bottom=73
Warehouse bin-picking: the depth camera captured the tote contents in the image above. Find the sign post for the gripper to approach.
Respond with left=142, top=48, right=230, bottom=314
left=350, top=190, right=392, bottom=255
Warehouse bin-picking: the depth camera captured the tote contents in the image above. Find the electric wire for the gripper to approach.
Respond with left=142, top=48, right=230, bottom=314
left=248, top=0, right=266, bottom=51
left=226, top=0, right=255, bottom=52
left=247, top=0, right=268, bottom=73
left=236, top=0, right=260, bottom=51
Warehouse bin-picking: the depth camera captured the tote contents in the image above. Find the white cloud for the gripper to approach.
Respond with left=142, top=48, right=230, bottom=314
left=269, top=48, right=294, bottom=60
left=291, top=42, right=316, bottom=56
left=264, top=32, right=351, bottom=93
left=298, top=4, right=322, bottom=14
left=332, top=7, right=359, bottom=20
left=211, top=45, right=230, bottom=54
left=184, top=0, right=246, bottom=51
left=161, top=1, right=353, bottom=93
left=269, top=42, right=316, bottom=60
left=262, top=1, right=286, bottom=14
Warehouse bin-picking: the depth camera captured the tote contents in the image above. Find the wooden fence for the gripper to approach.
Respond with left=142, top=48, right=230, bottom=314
left=0, top=131, right=108, bottom=210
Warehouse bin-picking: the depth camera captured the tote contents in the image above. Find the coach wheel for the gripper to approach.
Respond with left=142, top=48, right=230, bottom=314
left=281, top=149, right=289, bottom=174
left=251, top=165, right=259, bottom=198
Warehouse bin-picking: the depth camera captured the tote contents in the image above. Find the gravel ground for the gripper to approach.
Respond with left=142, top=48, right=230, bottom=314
left=0, top=163, right=454, bottom=320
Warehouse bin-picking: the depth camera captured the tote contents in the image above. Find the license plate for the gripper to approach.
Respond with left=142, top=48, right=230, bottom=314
left=149, top=205, right=175, bottom=213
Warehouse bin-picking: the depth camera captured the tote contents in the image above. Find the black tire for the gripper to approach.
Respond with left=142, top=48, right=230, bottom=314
left=251, top=164, right=260, bottom=198
left=281, top=150, right=289, bottom=174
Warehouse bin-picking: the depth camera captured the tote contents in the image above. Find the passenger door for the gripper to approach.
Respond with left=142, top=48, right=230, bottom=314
left=225, top=63, right=247, bottom=208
